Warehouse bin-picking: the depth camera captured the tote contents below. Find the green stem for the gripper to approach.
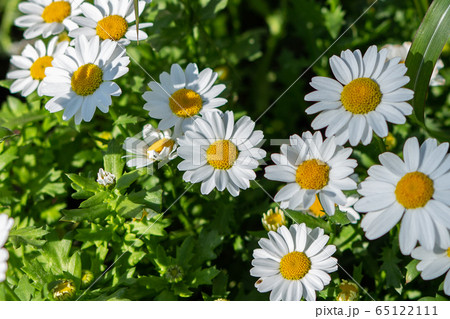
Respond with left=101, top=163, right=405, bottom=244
left=2, top=282, right=20, bottom=301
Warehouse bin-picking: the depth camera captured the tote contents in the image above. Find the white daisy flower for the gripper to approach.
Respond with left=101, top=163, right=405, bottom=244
left=264, top=131, right=357, bottom=216
left=355, top=137, right=450, bottom=255
left=143, top=63, right=227, bottom=132
left=41, top=35, right=130, bottom=124
left=0, top=214, right=14, bottom=283
left=305, top=45, right=414, bottom=146
left=14, top=0, right=82, bottom=39
left=338, top=194, right=360, bottom=224
left=411, top=244, right=450, bottom=296
left=7, top=37, right=68, bottom=97
left=383, top=42, right=445, bottom=86
left=250, top=223, right=338, bottom=301
left=96, top=168, right=116, bottom=186
left=123, top=123, right=178, bottom=168
left=177, top=110, right=266, bottom=197
left=69, top=0, right=153, bottom=46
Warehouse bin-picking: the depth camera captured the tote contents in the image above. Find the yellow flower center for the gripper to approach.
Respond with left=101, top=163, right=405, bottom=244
left=265, top=212, right=283, bottom=225
left=309, top=195, right=325, bottom=217
left=206, top=140, right=238, bottom=170
left=341, top=78, right=382, bottom=114
left=71, top=63, right=103, bottom=96
left=279, top=251, right=311, bottom=280
left=447, top=248, right=450, bottom=258
left=30, top=56, right=53, bottom=80
left=395, top=172, right=434, bottom=209
left=169, top=88, right=203, bottom=118
left=296, top=159, right=330, bottom=190
left=147, top=138, right=175, bottom=156
left=41, top=1, right=71, bottom=23
left=96, top=15, right=129, bottom=41
left=262, top=207, right=286, bottom=231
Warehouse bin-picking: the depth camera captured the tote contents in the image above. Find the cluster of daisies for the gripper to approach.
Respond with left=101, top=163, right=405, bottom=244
left=251, top=44, right=449, bottom=301
left=5, top=1, right=449, bottom=302
left=7, top=0, right=154, bottom=124
left=123, top=62, right=266, bottom=197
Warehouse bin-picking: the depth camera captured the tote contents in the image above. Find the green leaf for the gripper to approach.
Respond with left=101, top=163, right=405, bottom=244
left=14, top=276, right=35, bottom=301
left=0, top=79, right=12, bottom=89
left=22, top=258, right=52, bottom=288
left=211, top=272, right=229, bottom=299
left=333, top=225, right=362, bottom=252
left=79, top=191, right=110, bottom=208
left=379, top=247, right=403, bottom=291
left=42, top=239, right=72, bottom=275
left=128, top=251, right=146, bottom=266
left=327, top=209, right=351, bottom=225
left=1, top=111, right=48, bottom=130
left=176, top=237, right=195, bottom=268
left=405, top=259, right=420, bottom=284
left=195, top=230, right=222, bottom=265
left=0, top=146, right=18, bottom=171
left=116, top=170, right=140, bottom=190
left=114, top=114, right=144, bottom=125
left=285, top=209, right=332, bottom=233
left=130, top=213, right=170, bottom=236
left=321, top=2, right=345, bottom=39
left=66, top=173, right=99, bottom=192
left=353, top=263, right=364, bottom=283
left=172, top=283, right=193, bottom=298
left=0, top=126, right=16, bottom=143
left=67, top=251, right=82, bottom=286
left=61, top=203, right=110, bottom=223
left=38, top=182, right=66, bottom=197
left=154, top=245, right=170, bottom=270
left=9, top=226, right=49, bottom=247
left=75, top=226, right=114, bottom=244
left=191, top=267, right=220, bottom=287
left=115, top=196, right=143, bottom=218
left=200, top=0, right=228, bottom=20
left=143, top=187, right=163, bottom=214
left=405, top=0, right=450, bottom=125
left=134, top=276, right=167, bottom=292
left=104, top=139, right=125, bottom=179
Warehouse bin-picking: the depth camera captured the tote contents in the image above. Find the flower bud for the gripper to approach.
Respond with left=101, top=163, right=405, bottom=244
left=164, top=265, right=184, bottom=283
left=52, top=279, right=76, bottom=301
left=336, top=280, right=359, bottom=301
left=262, top=207, right=287, bottom=231
left=81, top=270, right=94, bottom=288
left=97, top=168, right=116, bottom=187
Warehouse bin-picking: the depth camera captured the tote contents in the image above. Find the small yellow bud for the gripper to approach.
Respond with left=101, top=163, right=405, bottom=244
left=384, top=133, right=397, bottom=151
left=52, top=279, right=76, bottom=301
left=81, top=270, right=94, bottom=288
left=262, top=207, right=287, bottom=231
left=336, top=280, right=359, bottom=301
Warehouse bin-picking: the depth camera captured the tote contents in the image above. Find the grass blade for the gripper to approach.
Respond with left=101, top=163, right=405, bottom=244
left=405, top=0, right=450, bottom=125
